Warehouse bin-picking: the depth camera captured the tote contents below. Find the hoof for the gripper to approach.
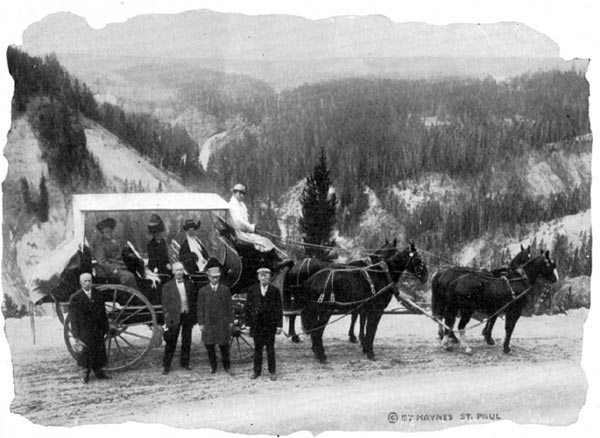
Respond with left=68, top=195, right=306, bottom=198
left=349, top=335, right=358, bottom=344
left=318, top=356, right=328, bottom=364
left=485, top=337, right=495, bottom=346
left=366, top=352, right=376, bottom=361
left=291, top=335, right=301, bottom=343
left=503, top=346, right=511, bottom=354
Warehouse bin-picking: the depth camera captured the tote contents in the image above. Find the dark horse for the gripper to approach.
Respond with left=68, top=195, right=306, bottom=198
left=301, top=243, right=428, bottom=362
left=282, top=239, right=397, bottom=343
left=441, top=251, right=558, bottom=354
left=431, top=244, right=531, bottom=344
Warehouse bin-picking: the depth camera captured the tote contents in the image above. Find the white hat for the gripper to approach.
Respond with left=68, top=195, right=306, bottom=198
left=231, top=183, right=247, bottom=194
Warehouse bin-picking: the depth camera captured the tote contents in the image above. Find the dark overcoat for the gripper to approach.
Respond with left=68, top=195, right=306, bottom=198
left=69, top=288, right=109, bottom=369
left=147, top=237, right=171, bottom=276
left=178, top=237, right=210, bottom=274
left=161, top=278, right=197, bottom=328
left=244, top=283, right=283, bottom=338
left=197, top=283, right=233, bottom=345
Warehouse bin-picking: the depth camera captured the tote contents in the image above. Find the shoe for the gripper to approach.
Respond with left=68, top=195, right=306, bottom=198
left=181, top=364, right=192, bottom=371
left=250, top=373, right=260, bottom=380
left=224, top=368, right=234, bottom=376
left=162, top=367, right=170, bottom=375
left=81, top=371, right=90, bottom=384
left=269, top=373, right=277, bottom=381
left=210, top=368, right=217, bottom=374
left=95, top=371, right=112, bottom=380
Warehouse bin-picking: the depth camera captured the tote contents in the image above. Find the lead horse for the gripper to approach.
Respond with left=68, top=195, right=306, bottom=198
left=431, top=244, right=532, bottom=344
left=441, top=251, right=558, bottom=354
left=301, top=243, right=428, bottom=362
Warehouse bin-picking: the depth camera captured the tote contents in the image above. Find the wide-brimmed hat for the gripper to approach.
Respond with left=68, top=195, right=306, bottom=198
left=96, top=217, right=116, bottom=232
left=205, top=257, right=222, bottom=276
left=182, top=219, right=200, bottom=231
left=231, top=183, right=247, bottom=194
left=148, top=213, right=165, bottom=234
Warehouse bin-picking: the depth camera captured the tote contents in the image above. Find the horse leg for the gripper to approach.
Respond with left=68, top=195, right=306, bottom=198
left=288, top=314, right=300, bottom=343
left=503, top=311, right=521, bottom=354
left=313, top=311, right=331, bottom=363
left=441, top=307, right=457, bottom=350
left=456, top=310, right=474, bottom=355
left=359, top=311, right=367, bottom=348
left=362, top=311, right=383, bottom=360
left=348, top=312, right=358, bottom=343
left=482, top=315, right=497, bottom=345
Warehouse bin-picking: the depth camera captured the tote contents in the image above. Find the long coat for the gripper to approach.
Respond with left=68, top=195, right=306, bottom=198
left=147, top=237, right=171, bottom=276
left=178, top=237, right=210, bottom=274
left=244, top=283, right=283, bottom=338
left=197, top=283, right=233, bottom=345
left=69, top=288, right=109, bottom=368
left=161, top=278, right=198, bottom=328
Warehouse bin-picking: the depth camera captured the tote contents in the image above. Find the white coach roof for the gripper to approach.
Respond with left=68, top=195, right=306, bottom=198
left=72, top=193, right=230, bottom=243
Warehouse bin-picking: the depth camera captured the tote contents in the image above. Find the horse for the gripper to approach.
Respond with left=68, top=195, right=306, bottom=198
left=441, top=251, right=558, bottom=354
left=431, top=244, right=531, bottom=344
left=301, top=243, right=428, bottom=362
left=282, top=239, right=397, bottom=343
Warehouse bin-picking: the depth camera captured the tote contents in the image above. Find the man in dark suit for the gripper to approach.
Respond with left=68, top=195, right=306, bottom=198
left=245, top=267, right=283, bottom=381
left=161, top=261, right=197, bottom=374
left=178, top=219, right=210, bottom=274
left=69, top=272, right=111, bottom=383
left=197, top=258, right=233, bottom=374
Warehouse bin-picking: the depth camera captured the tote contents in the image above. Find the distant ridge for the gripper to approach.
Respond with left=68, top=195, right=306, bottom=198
left=22, top=10, right=560, bottom=60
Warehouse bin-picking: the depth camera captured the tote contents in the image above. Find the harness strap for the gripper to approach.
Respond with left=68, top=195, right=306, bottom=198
left=501, top=276, right=516, bottom=298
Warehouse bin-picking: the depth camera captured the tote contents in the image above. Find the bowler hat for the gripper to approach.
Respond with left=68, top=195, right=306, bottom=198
left=96, top=217, right=116, bottom=232
left=148, top=213, right=165, bottom=234
left=231, top=183, right=247, bottom=194
left=182, top=219, right=200, bottom=231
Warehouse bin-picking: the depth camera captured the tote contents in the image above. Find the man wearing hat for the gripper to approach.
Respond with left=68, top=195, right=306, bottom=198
left=147, top=213, right=172, bottom=277
left=197, top=258, right=234, bottom=374
left=229, top=183, right=293, bottom=271
left=94, top=217, right=138, bottom=289
left=179, top=219, right=210, bottom=274
left=161, top=261, right=197, bottom=374
left=69, top=272, right=111, bottom=383
left=245, top=266, right=283, bottom=381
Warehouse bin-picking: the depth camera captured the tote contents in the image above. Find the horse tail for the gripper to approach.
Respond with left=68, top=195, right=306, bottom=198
left=430, top=270, right=444, bottom=318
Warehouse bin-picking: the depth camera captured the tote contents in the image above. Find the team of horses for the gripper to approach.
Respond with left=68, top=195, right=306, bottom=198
left=50, top=235, right=559, bottom=365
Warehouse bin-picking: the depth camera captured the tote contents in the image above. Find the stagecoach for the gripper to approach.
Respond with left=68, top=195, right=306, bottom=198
left=29, top=192, right=264, bottom=371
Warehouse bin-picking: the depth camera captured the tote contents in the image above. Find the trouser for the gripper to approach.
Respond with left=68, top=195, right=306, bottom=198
left=253, top=332, right=276, bottom=375
left=162, top=312, right=195, bottom=368
left=205, top=344, right=230, bottom=371
left=78, top=338, right=108, bottom=375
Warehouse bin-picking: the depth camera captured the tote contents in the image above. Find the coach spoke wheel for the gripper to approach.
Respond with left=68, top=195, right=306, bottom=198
left=229, top=329, right=254, bottom=362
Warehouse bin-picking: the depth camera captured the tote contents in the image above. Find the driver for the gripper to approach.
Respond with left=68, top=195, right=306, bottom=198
left=94, top=217, right=139, bottom=290
left=228, top=183, right=292, bottom=271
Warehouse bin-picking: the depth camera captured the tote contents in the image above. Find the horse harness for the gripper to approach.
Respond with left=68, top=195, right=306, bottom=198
left=316, top=261, right=394, bottom=304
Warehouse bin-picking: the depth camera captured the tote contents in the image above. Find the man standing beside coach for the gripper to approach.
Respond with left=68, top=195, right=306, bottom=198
left=245, top=267, right=283, bottom=381
left=161, top=261, right=197, bottom=374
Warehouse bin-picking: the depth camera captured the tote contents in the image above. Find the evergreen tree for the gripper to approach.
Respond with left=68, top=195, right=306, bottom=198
left=299, top=147, right=337, bottom=260
left=38, top=173, right=49, bottom=222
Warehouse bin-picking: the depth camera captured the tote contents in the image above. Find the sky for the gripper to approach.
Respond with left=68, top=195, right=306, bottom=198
left=0, top=1, right=598, bottom=437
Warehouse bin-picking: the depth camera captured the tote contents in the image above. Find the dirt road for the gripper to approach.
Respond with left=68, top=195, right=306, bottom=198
left=3, top=308, right=591, bottom=433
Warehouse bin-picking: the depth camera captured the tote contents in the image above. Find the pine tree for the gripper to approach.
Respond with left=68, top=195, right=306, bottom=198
left=38, top=173, right=49, bottom=222
left=299, top=146, right=337, bottom=260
